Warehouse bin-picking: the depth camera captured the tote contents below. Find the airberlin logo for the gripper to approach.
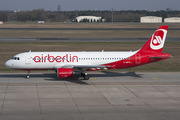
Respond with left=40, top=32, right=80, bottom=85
left=150, top=29, right=167, bottom=50
left=33, top=54, right=78, bottom=63
left=153, top=36, right=162, bottom=45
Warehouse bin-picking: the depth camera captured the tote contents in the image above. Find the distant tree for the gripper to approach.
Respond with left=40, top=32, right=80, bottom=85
left=17, top=11, right=29, bottom=22
left=2, top=10, right=180, bottom=22
left=31, top=9, right=47, bottom=21
left=75, top=10, right=79, bottom=17
left=8, top=11, right=17, bottom=21
left=0, top=11, right=8, bottom=22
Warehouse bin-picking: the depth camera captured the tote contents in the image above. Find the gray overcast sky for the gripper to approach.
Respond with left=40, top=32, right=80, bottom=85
left=1, top=0, right=179, bottom=11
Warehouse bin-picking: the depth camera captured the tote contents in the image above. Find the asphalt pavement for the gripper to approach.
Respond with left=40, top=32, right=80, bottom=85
left=0, top=71, right=180, bottom=120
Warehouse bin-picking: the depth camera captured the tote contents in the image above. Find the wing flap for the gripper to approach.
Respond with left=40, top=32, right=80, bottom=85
left=73, top=65, right=110, bottom=69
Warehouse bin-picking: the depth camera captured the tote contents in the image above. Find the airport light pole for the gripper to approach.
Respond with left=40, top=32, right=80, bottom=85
left=111, top=8, right=113, bottom=23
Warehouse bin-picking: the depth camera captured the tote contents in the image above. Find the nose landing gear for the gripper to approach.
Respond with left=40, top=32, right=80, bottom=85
left=26, top=70, right=30, bottom=79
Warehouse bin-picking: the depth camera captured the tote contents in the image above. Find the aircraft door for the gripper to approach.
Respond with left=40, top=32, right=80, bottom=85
left=135, top=53, right=141, bottom=64
left=25, top=54, right=31, bottom=65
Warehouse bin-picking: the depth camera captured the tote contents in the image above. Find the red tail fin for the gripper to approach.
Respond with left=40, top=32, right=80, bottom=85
left=139, top=26, right=168, bottom=53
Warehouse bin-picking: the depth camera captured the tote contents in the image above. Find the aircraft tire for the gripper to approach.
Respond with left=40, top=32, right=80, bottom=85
left=81, top=72, right=85, bottom=77
left=26, top=75, right=30, bottom=79
left=84, top=75, right=89, bottom=80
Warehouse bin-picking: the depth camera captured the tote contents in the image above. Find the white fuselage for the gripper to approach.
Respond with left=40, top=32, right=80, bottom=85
left=5, top=51, right=137, bottom=70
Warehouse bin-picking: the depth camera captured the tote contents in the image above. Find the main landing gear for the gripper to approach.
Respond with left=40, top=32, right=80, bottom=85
left=81, top=72, right=89, bottom=80
left=26, top=70, right=30, bottom=79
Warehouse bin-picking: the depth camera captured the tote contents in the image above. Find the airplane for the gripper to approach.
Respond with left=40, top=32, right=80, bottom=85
left=5, top=26, right=171, bottom=80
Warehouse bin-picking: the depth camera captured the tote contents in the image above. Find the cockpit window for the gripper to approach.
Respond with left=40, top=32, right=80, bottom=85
left=12, top=57, right=20, bottom=60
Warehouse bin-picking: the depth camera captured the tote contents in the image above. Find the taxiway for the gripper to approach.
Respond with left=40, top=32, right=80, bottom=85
left=0, top=71, right=180, bottom=120
left=0, top=37, right=180, bottom=42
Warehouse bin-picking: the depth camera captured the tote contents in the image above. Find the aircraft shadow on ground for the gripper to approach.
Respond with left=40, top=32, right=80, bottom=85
left=0, top=71, right=143, bottom=81
left=99, top=71, right=143, bottom=78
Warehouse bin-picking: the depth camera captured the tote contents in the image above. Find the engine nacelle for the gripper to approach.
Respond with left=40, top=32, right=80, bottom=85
left=57, top=68, right=74, bottom=78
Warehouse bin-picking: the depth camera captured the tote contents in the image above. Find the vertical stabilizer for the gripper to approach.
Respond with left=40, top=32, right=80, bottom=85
left=139, top=26, right=168, bottom=53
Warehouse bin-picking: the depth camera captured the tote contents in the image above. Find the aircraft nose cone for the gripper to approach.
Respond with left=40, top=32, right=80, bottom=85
left=5, top=60, right=12, bottom=68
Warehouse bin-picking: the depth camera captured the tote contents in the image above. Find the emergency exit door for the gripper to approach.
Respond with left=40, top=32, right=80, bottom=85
left=25, top=54, right=31, bottom=65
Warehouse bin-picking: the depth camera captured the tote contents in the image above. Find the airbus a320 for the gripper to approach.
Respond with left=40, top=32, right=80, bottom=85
left=5, top=26, right=171, bottom=80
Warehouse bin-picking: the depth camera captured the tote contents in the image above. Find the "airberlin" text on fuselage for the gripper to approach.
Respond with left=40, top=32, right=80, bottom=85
left=33, top=54, right=78, bottom=63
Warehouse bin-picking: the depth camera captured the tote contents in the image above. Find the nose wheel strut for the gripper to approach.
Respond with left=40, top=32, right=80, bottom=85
left=26, top=70, right=30, bottom=79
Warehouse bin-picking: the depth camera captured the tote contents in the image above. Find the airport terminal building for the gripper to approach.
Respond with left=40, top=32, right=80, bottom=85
left=73, top=16, right=105, bottom=22
left=140, top=16, right=180, bottom=23
left=140, top=16, right=162, bottom=23
left=164, top=17, right=180, bottom=23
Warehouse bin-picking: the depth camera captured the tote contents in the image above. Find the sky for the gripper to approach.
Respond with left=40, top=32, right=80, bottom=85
left=0, top=0, right=179, bottom=11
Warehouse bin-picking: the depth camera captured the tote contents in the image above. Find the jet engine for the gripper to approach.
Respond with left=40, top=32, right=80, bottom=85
left=57, top=68, right=74, bottom=78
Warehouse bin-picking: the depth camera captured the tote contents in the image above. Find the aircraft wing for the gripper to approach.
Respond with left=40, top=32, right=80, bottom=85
left=74, top=65, right=108, bottom=69
left=54, top=64, right=110, bottom=70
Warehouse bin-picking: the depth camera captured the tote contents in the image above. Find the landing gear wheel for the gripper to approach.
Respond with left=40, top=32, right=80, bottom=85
left=26, top=75, right=30, bottom=79
left=81, top=72, right=85, bottom=77
left=26, top=70, right=30, bottom=79
left=84, top=75, right=89, bottom=80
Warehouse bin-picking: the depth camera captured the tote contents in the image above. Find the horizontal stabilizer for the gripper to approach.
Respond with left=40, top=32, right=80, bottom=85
left=149, top=53, right=171, bottom=60
left=149, top=56, right=170, bottom=59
